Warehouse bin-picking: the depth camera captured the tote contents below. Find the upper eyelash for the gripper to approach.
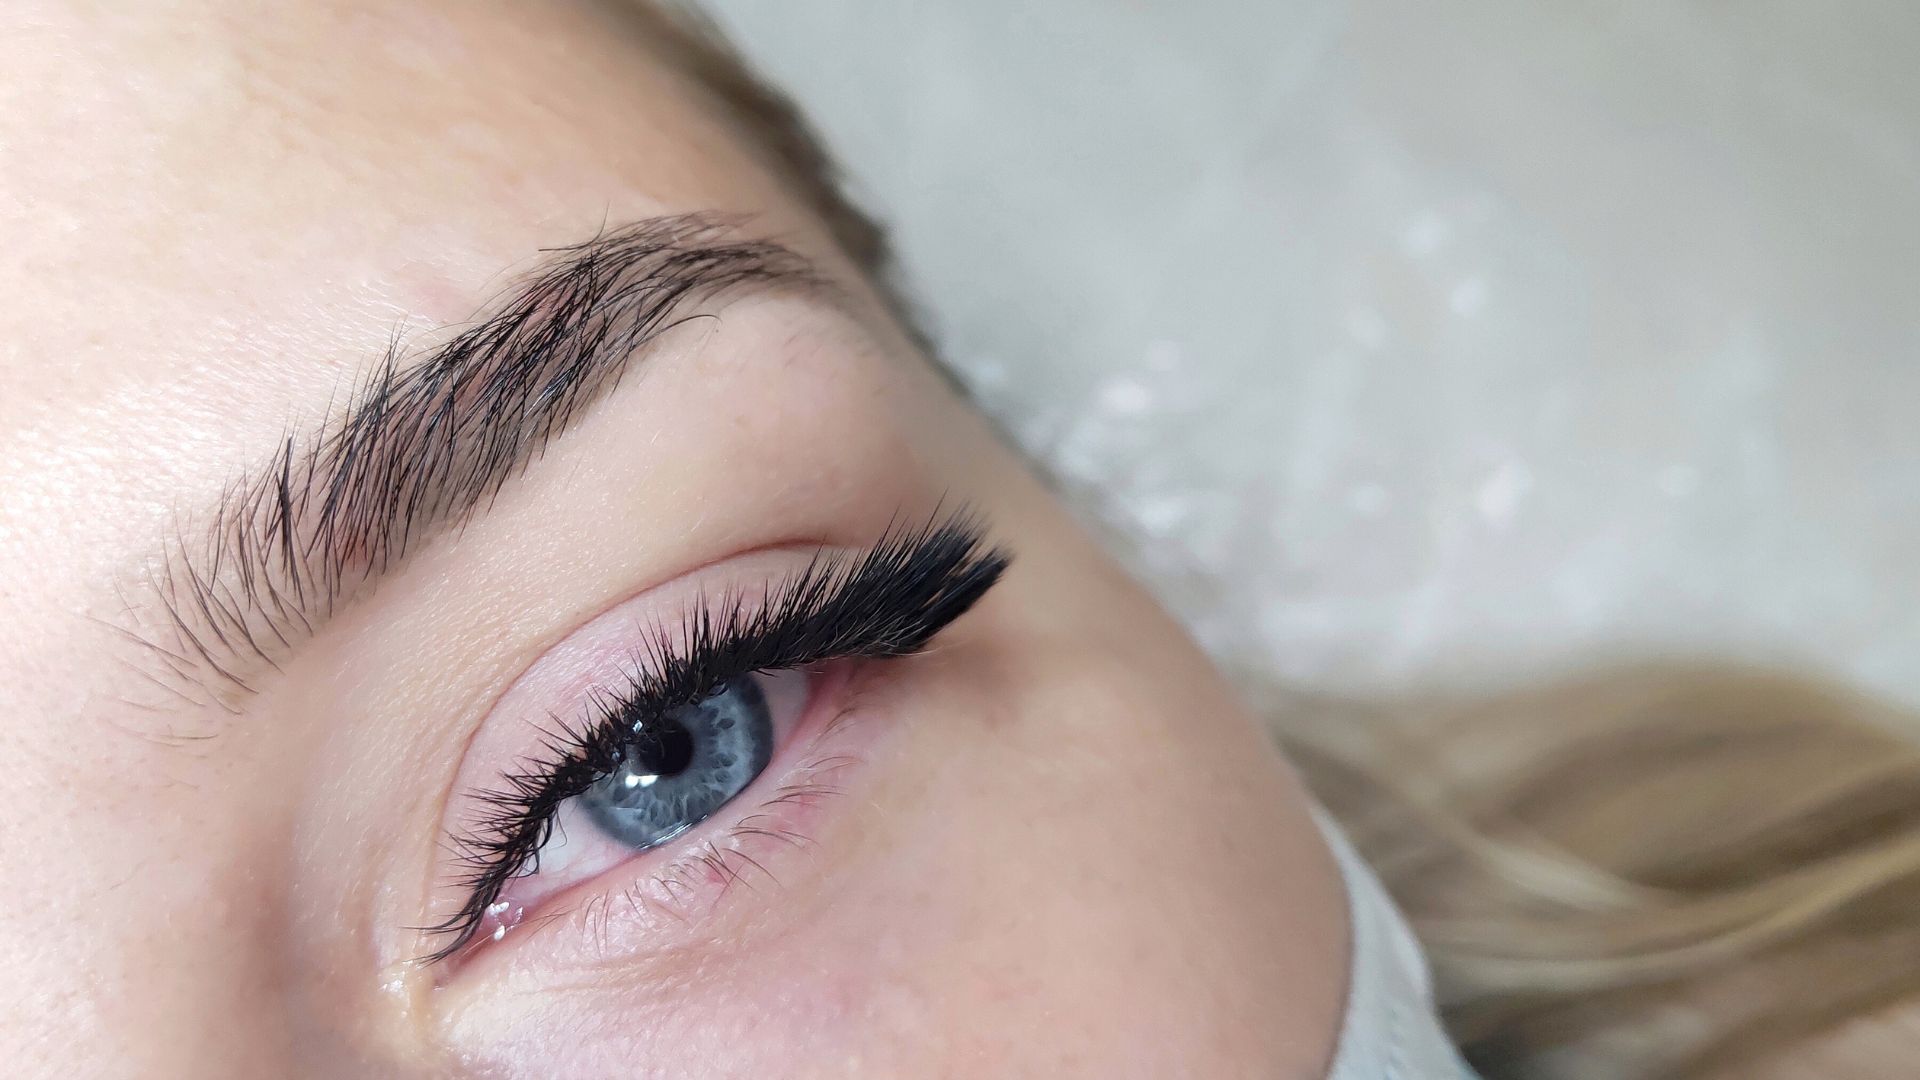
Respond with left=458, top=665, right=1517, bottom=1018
left=421, top=512, right=1009, bottom=962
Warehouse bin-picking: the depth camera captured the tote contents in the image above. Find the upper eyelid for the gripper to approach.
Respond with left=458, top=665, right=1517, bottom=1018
left=120, top=215, right=840, bottom=714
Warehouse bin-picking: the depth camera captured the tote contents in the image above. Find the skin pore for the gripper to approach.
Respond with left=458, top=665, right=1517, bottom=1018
left=0, top=3, right=1347, bottom=1076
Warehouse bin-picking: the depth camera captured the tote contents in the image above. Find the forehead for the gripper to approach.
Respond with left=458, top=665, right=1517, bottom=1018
left=0, top=5, right=846, bottom=684
left=0, top=4, right=830, bottom=439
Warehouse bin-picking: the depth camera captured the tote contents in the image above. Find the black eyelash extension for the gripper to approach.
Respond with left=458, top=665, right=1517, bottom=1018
left=422, top=512, right=1008, bottom=962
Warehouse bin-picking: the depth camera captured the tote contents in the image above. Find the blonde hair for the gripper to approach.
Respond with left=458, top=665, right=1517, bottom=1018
left=1283, top=664, right=1920, bottom=1078
left=631, top=6, right=1920, bottom=1074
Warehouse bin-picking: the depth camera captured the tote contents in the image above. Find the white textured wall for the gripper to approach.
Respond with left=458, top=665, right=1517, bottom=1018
left=698, top=1, right=1920, bottom=711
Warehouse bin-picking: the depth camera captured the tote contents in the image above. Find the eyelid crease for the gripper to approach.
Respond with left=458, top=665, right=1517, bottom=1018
left=420, top=511, right=1009, bottom=963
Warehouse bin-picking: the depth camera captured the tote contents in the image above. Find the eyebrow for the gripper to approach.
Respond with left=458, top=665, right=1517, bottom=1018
left=126, top=214, right=825, bottom=710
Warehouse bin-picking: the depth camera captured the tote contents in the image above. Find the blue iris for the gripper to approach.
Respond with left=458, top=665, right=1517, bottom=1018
left=578, top=676, right=776, bottom=850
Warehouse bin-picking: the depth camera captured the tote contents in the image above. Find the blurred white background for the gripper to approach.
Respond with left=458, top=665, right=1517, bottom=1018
left=698, top=1, right=1920, bottom=712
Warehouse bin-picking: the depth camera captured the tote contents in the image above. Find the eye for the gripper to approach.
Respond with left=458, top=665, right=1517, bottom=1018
left=574, top=673, right=782, bottom=851
left=474, top=667, right=816, bottom=946
left=425, top=516, right=1008, bottom=965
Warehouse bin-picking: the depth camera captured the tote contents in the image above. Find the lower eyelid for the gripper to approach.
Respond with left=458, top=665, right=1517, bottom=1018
left=557, top=744, right=861, bottom=955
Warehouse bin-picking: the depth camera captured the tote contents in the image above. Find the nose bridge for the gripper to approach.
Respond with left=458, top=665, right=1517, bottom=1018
left=0, top=750, right=315, bottom=1079
left=0, top=885, right=300, bottom=1078
left=109, top=856, right=304, bottom=1077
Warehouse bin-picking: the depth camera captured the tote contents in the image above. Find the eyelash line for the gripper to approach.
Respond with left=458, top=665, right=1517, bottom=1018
left=421, top=512, right=1009, bottom=962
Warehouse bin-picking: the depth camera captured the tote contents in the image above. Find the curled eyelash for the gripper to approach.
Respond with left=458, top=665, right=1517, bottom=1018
left=422, top=513, right=1008, bottom=962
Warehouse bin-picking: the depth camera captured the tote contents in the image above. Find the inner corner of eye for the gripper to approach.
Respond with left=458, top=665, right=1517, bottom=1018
left=461, top=666, right=818, bottom=952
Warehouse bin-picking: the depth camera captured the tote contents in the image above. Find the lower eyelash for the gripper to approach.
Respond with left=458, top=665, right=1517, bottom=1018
left=502, top=746, right=864, bottom=962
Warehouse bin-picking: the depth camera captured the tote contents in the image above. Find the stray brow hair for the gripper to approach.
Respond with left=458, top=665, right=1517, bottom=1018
left=126, top=214, right=824, bottom=710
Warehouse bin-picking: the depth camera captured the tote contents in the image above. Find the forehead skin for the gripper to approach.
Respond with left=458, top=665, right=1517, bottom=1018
left=0, top=1, right=849, bottom=564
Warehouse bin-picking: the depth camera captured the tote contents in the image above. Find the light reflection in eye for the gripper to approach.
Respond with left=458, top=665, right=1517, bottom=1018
left=482, top=899, right=520, bottom=943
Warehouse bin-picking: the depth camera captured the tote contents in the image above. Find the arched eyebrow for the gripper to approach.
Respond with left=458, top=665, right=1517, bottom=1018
left=125, top=214, right=827, bottom=710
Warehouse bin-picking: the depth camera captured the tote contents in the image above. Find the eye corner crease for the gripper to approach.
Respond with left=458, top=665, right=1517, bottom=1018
left=118, top=214, right=831, bottom=714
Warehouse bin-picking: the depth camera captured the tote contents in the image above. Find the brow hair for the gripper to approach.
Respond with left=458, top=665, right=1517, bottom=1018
left=128, top=215, right=821, bottom=710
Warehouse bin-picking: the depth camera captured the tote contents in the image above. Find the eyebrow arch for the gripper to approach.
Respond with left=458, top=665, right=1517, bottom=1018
left=125, top=214, right=826, bottom=710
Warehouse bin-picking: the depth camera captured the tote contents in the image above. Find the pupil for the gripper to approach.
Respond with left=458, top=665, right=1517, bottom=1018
left=631, top=719, right=694, bottom=777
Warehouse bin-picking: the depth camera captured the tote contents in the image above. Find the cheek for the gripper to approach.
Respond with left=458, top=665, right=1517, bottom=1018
left=853, top=600, right=1350, bottom=1073
left=703, top=648, right=1339, bottom=1075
